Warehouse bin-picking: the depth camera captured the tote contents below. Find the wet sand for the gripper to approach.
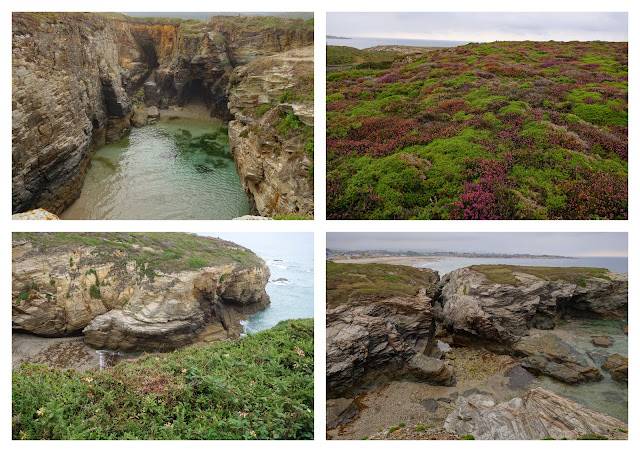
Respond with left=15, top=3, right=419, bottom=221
left=12, top=333, right=100, bottom=370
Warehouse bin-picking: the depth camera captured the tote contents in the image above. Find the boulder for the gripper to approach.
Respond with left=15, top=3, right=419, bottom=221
left=602, top=354, right=628, bottom=381
left=444, top=387, right=628, bottom=440
left=514, top=331, right=603, bottom=384
left=592, top=335, right=613, bottom=347
left=147, top=106, right=160, bottom=118
left=131, top=106, right=148, bottom=127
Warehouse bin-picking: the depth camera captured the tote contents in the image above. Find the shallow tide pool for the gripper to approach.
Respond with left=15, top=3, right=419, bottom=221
left=60, top=117, right=250, bottom=220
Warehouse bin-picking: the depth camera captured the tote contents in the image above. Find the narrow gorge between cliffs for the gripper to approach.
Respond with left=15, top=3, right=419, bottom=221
left=12, top=13, right=315, bottom=219
left=60, top=114, right=250, bottom=220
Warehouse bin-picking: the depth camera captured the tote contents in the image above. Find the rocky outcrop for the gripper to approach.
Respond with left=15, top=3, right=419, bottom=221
left=12, top=232, right=270, bottom=351
left=327, top=294, right=453, bottom=399
left=12, top=13, right=314, bottom=215
left=438, top=266, right=626, bottom=383
left=12, top=13, right=132, bottom=214
left=514, top=331, right=602, bottom=383
left=444, top=387, right=628, bottom=440
left=439, top=266, right=627, bottom=347
left=228, top=46, right=314, bottom=217
left=602, top=354, right=628, bottom=381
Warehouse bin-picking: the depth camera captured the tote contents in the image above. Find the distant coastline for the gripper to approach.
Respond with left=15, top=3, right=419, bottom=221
left=326, top=35, right=350, bottom=39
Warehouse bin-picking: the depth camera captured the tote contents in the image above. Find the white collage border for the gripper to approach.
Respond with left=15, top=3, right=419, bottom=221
left=2, top=0, right=636, bottom=450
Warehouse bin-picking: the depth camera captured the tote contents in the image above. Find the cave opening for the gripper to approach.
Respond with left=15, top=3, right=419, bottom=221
left=180, top=79, right=210, bottom=108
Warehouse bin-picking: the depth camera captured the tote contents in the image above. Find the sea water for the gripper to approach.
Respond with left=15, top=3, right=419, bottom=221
left=205, top=233, right=314, bottom=333
left=60, top=117, right=250, bottom=220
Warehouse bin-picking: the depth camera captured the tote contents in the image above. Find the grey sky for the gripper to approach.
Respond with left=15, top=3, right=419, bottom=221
left=326, top=233, right=627, bottom=257
left=327, top=12, right=628, bottom=42
left=194, top=232, right=313, bottom=258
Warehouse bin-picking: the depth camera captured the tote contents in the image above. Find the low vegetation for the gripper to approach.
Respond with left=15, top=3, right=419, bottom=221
left=327, top=41, right=627, bottom=219
left=326, top=262, right=438, bottom=307
left=470, top=264, right=612, bottom=285
left=12, top=319, right=313, bottom=440
left=327, top=45, right=404, bottom=66
left=12, top=232, right=265, bottom=274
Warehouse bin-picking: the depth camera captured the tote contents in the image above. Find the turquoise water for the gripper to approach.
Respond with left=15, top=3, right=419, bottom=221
left=199, top=233, right=314, bottom=333
left=60, top=117, right=250, bottom=220
left=534, top=319, right=628, bottom=422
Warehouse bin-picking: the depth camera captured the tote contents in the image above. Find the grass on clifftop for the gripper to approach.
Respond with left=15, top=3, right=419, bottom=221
left=12, top=232, right=264, bottom=274
left=471, top=265, right=612, bottom=285
left=12, top=319, right=313, bottom=440
left=326, top=261, right=438, bottom=307
left=327, top=45, right=404, bottom=66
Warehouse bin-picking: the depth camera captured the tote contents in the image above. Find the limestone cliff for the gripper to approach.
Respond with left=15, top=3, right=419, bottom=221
left=12, top=12, right=314, bottom=215
left=12, top=13, right=132, bottom=214
left=228, top=46, right=314, bottom=217
left=12, top=232, right=270, bottom=351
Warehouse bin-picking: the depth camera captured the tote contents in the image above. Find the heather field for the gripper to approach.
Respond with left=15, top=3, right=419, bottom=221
left=326, top=41, right=628, bottom=220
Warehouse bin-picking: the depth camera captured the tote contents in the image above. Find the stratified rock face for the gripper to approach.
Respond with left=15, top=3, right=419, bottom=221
left=444, top=387, right=628, bottom=440
left=12, top=13, right=132, bottom=214
left=440, top=266, right=628, bottom=346
left=326, top=295, right=453, bottom=399
left=12, top=233, right=270, bottom=351
left=228, top=46, right=314, bottom=217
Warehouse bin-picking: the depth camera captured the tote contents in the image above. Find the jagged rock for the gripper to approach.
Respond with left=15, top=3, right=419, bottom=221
left=228, top=46, right=314, bottom=218
left=326, top=294, right=453, bottom=398
left=602, top=354, right=628, bottom=381
left=514, top=331, right=603, bottom=383
left=326, top=398, right=359, bottom=429
left=592, top=335, right=613, bottom=347
left=439, top=266, right=627, bottom=347
left=147, top=106, right=160, bottom=118
left=444, top=387, right=628, bottom=440
left=12, top=233, right=270, bottom=351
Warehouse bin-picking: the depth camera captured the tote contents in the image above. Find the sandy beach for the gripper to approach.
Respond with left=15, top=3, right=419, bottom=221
left=329, top=256, right=440, bottom=266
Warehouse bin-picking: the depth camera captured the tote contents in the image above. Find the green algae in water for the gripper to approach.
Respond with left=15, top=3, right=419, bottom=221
left=60, top=117, right=250, bottom=220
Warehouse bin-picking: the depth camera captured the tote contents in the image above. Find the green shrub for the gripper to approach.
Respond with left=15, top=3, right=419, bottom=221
left=89, top=284, right=101, bottom=299
left=461, top=434, right=475, bottom=440
left=187, top=258, right=207, bottom=268
left=12, top=319, right=314, bottom=440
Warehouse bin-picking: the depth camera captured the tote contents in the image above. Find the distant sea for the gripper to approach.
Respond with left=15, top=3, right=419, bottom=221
left=326, top=37, right=472, bottom=49
left=413, top=256, right=628, bottom=276
left=242, top=242, right=314, bottom=334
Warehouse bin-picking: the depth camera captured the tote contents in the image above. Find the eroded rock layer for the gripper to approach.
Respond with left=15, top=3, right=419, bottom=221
left=228, top=46, right=314, bottom=217
left=444, top=387, right=628, bottom=440
left=12, top=232, right=270, bottom=351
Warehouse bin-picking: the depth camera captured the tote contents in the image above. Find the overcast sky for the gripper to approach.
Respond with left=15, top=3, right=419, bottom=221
left=194, top=232, right=313, bottom=259
left=327, top=12, right=628, bottom=42
left=326, top=233, right=627, bottom=257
